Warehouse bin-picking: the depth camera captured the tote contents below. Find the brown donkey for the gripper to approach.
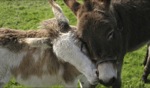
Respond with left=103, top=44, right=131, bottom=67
left=64, top=0, right=150, bottom=88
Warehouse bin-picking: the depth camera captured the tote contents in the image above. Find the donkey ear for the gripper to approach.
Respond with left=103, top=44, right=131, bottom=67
left=93, top=0, right=111, bottom=10
left=63, top=0, right=81, bottom=15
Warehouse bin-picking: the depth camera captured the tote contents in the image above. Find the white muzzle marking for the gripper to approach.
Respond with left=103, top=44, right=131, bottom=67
left=97, top=62, right=117, bottom=83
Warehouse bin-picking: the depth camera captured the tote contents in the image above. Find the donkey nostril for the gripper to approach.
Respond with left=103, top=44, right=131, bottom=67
left=96, top=70, right=99, bottom=77
left=99, top=77, right=116, bottom=86
left=108, top=77, right=116, bottom=85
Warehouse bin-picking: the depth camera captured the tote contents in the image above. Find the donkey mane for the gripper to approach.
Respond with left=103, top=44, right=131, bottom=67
left=0, top=18, right=60, bottom=39
left=0, top=18, right=67, bottom=52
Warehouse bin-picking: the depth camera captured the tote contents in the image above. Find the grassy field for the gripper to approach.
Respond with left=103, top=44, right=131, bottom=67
left=0, top=0, right=150, bottom=88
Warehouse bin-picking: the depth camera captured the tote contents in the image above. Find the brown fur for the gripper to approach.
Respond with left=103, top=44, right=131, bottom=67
left=64, top=0, right=150, bottom=87
left=11, top=48, right=80, bottom=82
left=0, top=18, right=59, bottom=52
left=0, top=0, right=90, bottom=87
left=0, top=18, right=80, bottom=83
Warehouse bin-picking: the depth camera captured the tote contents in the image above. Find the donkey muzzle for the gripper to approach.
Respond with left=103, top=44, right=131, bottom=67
left=97, top=61, right=117, bottom=86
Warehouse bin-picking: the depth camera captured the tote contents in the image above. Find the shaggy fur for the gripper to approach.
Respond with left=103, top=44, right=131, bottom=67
left=63, top=0, right=150, bottom=88
left=0, top=0, right=98, bottom=87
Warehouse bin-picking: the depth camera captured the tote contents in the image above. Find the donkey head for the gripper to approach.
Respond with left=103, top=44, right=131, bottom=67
left=64, top=0, right=123, bottom=86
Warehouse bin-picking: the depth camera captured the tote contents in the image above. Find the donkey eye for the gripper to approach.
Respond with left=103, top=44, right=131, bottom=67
left=107, top=30, right=114, bottom=40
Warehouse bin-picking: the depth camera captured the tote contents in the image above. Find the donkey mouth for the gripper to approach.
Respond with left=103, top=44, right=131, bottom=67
left=99, top=77, right=116, bottom=87
left=96, top=59, right=117, bottom=87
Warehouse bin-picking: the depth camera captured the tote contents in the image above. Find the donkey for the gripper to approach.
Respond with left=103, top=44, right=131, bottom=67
left=142, top=43, right=150, bottom=83
left=0, top=0, right=98, bottom=87
left=63, top=0, right=150, bottom=88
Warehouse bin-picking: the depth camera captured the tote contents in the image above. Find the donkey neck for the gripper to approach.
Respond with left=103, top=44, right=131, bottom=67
left=113, top=1, right=150, bottom=52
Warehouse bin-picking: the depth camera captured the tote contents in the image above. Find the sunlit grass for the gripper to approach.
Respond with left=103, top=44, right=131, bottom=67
left=0, top=0, right=150, bottom=88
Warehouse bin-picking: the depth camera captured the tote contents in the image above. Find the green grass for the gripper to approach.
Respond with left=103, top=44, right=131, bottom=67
left=0, top=0, right=76, bottom=30
left=0, top=0, right=150, bottom=88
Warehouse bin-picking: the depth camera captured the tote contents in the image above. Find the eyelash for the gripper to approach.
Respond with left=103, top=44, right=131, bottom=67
left=107, top=30, right=114, bottom=40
